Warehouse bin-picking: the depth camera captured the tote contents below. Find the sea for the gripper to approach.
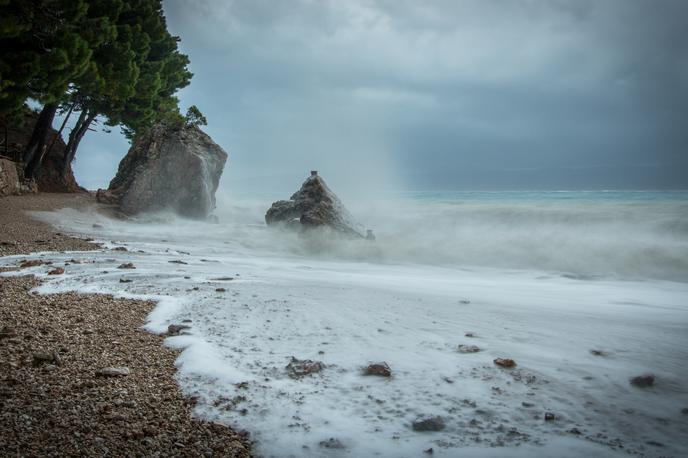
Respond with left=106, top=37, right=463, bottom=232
left=2, top=190, right=687, bottom=457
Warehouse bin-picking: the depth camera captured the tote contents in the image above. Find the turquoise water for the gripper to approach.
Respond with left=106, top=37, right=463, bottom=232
left=401, top=190, right=688, bottom=203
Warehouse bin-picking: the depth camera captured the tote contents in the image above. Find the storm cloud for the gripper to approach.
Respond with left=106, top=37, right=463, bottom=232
left=73, top=0, right=688, bottom=192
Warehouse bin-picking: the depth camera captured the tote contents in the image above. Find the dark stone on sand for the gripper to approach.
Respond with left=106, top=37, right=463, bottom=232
left=630, top=373, right=655, bottom=388
left=412, top=416, right=445, bottom=432
left=363, top=362, right=392, bottom=377
left=286, top=357, right=324, bottom=379
left=32, top=352, right=55, bottom=367
left=96, top=367, right=131, bottom=377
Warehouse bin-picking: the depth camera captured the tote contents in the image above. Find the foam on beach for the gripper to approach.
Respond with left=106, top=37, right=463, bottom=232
left=3, top=193, right=687, bottom=457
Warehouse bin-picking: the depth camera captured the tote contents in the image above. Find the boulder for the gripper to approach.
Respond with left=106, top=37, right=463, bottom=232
left=97, top=122, right=227, bottom=219
left=265, top=171, right=367, bottom=238
left=1, top=109, right=83, bottom=193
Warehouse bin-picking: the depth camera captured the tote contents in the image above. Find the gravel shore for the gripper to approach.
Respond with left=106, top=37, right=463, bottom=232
left=0, top=193, right=252, bottom=457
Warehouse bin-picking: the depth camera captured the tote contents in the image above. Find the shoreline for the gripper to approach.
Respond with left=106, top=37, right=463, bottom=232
left=0, top=193, right=252, bottom=456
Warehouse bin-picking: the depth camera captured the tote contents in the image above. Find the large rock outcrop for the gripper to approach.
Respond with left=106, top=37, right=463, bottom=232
left=97, top=123, right=227, bottom=218
left=1, top=109, right=83, bottom=193
left=266, top=171, right=370, bottom=238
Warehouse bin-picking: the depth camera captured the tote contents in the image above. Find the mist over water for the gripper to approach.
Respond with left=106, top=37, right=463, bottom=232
left=207, top=190, right=688, bottom=282
left=10, top=189, right=687, bottom=457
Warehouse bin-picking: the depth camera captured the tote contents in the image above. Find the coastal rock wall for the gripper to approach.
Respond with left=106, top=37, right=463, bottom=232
left=1, top=110, right=83, bottom=193
left=0, top=157, right=36, bottom=196
left=97, top=123, right=227, bottom=219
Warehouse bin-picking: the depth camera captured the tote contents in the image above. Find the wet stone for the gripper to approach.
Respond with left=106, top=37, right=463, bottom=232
left=117, top=263, right=135, bottom=269
left=494, top=358, right=516, bottom=368
left=457, top=344, right=480, bottom=353
left=167, top=324, right=191, bottom=336
left=48, top=267, right=65, bottom=275
left=630, top=373, right=655, bottom=388
left=319, top=438, right=345, bottom=449
left=363, top=362, right=392, bottom=377
left=412, top=416, right=445, bottom=432
left=286, top=357, right=324, bottom=379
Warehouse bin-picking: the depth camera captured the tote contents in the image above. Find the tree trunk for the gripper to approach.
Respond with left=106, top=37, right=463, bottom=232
left=44, top=102, right=75, bottom=161
left=23, top=103, right=58, bottom=179
left=61, top=109, right=97, bottom=177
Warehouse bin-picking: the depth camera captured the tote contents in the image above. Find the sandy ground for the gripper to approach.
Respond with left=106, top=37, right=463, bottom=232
left=0, top=193, right=252, bottom=457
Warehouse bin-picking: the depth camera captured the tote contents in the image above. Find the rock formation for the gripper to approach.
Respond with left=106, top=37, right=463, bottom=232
left=1, top=109, right=82, bottom=193
left=265, top=171, right=368, bottom=238
left=97, top=123, right=227, bottom=219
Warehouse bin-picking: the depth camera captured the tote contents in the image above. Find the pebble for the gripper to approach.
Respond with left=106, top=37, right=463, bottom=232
left=457, top=344, right=480, bottom=353
left=319, top=438, right=345, bottom=449
left=167, top=324, right=191, bottom=336
left=286, top=357, right=324, bottom=378
left=630, top=373, right=655, bottom=388
left=363, top=362, right=392, bottom=377
left=494, top=358, right=516, bottom=368
left=412, top=416, right=445, bottom=432
left=96, top=367, right=131, bottom=377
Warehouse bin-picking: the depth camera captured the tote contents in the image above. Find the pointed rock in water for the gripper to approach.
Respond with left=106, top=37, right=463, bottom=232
left=265, top=171, right=367, bottom=238
left=96, top=122, right=227, bottom=219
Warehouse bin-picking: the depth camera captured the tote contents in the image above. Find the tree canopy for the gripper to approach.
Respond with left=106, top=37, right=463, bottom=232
left=0, top=0, right=193, bottom=178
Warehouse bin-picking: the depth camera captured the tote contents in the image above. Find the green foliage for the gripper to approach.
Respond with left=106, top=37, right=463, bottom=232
left=1, top=0, right=194, bottom=144
left=0, top=0, right=92, bottom=114
left=185, top=105, right=207, bottom=127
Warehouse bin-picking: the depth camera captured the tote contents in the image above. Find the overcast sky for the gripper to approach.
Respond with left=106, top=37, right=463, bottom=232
left=72, top=0, right=688, bottom=193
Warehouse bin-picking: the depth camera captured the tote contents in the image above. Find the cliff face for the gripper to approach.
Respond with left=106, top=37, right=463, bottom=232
left=265, top=171, right=366, bottom=238
left=1, top=110, right=83, bottom=193
left=97, top=123, right=228, bottom=219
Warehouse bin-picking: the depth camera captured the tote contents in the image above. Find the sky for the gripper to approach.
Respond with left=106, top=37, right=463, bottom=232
left=72, top=0, right=688, bottom=193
